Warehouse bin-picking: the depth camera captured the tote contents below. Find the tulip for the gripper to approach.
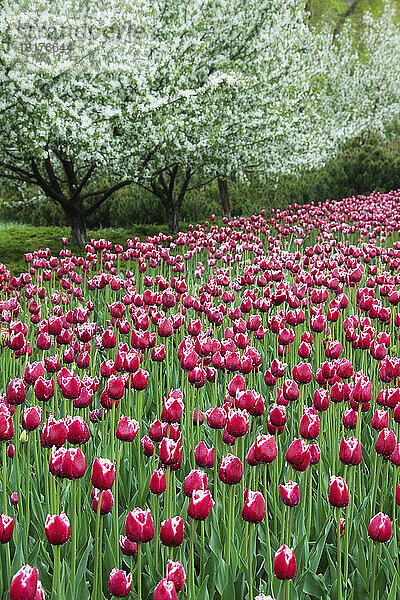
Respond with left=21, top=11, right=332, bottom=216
left=153, top=579, right=178, bottom=600
left=108, top=568, right=132, bottom=598
left=160, top=516, right=184, bottom=547
left=92, top=488, right=114, bottom=514
left=125, top=508, right=155, bottom=543
left=187, top=490, right=214, bottom=520
left=183, top=469, right=208, bottom=497
left=339, top=437, right=362, bottom=466
left=274, top=545, right=296, bottom=579
left=9, top=565, right=39, bottom=600
left=45, top=512, right=70, bottom=545
left=279, top=481, right=300, bottom=507
left=22, top=406, right=41, bottom=431
left=116, top=416, right=139, bottom=442
left=66, top=415, right=90, bottom=445
left=165, top=559, right=185, bottom=592
left=0, top=513, right=15, bottom=543
left=150, top=469, right=167, bottom=495
left=194, top=441, right=214, bottom=468
left=219, top=454, right=243, bottom=484
left=227, top=408, right=249, bottom=437
left=242, top=489, right=265, bottom=523
left=286, top=438, right=310, bottom=471
left=375, top=428, right=396, bottom=456
left=368, top=512, right=392, bottom=542
left=119, top=535, right=137, bottom=556
left=91, top=458, right=115, bottom=489
left=328, top=476, right=349, bottom=508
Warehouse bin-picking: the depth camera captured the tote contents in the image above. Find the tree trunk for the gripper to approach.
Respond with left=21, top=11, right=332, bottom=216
left=218, top=177, right=232, bottom=219
left=166, top=204, right=180, bottom=236
left=67, top=210, right=87, bottom=248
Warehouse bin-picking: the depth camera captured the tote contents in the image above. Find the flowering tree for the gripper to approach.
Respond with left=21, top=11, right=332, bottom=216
left=0, top=0, right=399, bottom=242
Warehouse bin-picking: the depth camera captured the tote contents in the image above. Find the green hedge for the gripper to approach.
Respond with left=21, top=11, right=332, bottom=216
left=1, top=132, right=399, bottom=228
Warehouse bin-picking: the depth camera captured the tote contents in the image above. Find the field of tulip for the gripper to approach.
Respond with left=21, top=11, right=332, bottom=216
left=2, top=189, right=400, bottom=600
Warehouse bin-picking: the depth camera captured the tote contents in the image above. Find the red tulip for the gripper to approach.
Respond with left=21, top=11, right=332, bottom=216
left=279, top=481, right=300, bottom=507
left=160, top=516, right=184, bottom=547
left=165, top=559, right=186, bottom=592
left=119, top=535, right=137, bottom=556
left=219, top=454, right=243, bottom=484
left=10, top=565, right=39, bottom=600
left=116, top=416, right=139, bottom=442
left=339, top=437, right=362, bottom=466
left=153, top=579, right=178, bottom=600
left=187, top=489, right=214, bottom=520
left=150, top=469, right=167, bottom=495
left=108, top=568, right=132, bottom=598
left=125, top=508, right=155, bottom=542
left=242, top=489, right=265, bottom=523
left=274, top=545, right=296, bottom=580
left=368, top=512, right=392, bottom=542
left=92, top=488, right=114, bottom=514
left=91, top=458, right=115, bottom=489
left=183, top=470, right=208, bottom=497
left=328, top=476, right=349, bottom=508
left=45, top=512, right=70, bottom=545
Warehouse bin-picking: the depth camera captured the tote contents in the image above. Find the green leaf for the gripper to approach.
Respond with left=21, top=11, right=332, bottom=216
left=302, top=571, right=328, bottom=597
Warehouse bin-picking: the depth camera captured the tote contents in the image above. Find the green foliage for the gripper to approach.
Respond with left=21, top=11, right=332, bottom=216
left=1, top=133, right=399, bottom=230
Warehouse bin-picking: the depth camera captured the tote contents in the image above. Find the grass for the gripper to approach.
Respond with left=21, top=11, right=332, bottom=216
left=0, top=222, right=187, bottom=275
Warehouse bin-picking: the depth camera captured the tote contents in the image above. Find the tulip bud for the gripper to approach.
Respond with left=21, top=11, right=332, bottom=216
left=339, top=437, right=362, bottom=466
left=150, top=469, right=166, bottom=495
left=242, top=489, right=265, bottom=523
left=108, top=568, right=132, bottom=598
left=183, top=470, right=208, bottom=497
left=153, top=579, right=178, bottom=600
left=120, top=535, right=137, bottom=555
left=92, top=488, right=114, bottom=514
left=274, top=545, right=296, bottom=580
left=375, top=428, right=397, bottom=457
left=10, top=565, right=39, bottom=600
left=187, top=489, right=214, bottom=520
left=91, top=458, right=115, bottom=489
left=165, top=560, right=185, bottom=592
left=45, top=512, right=70, bottom=545
left=125, top=508, right=155, bottom=543
left=116, top=416, right=139, bottom=442
left=279, top=481, right=300, bottom=507
left=0, top=513, right=15, bottom=543
left=160, top=516, right=184, bottom=547
left=328, top=476, right=349, bottom=508
left=219, top=454, right=243, bottom=484
left=368, top=512, right=392, bottom=542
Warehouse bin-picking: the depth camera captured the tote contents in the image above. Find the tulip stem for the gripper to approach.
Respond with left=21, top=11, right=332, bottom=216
left=337, top=507, right=342, bottom=600
left=371, top=458, right=383, bottom=520
left=115, top=443, right=123, bottom=558
left=370, top=542, right=379, bottom=600
left=137, top=542, right=142, bottom=600
left=54, top=544, right=61, bottom=600
left=188, top=520, right=197, bottom=600
left=264, top=465, right=273, bottom=588
left=94, top=490, right=103, bottom=599
left=2, top=442, right=10, bottom=586
left=281, top=579, right=288, bottom=600
left=227, top=484, right=234, bottom=569
left=307, top=466, right=313, bottom=540
left=248, top=523, right=254, bottom=600
left=71, top=479, right=77, bottom=596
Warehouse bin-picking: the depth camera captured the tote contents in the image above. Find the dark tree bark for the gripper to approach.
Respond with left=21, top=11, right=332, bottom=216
left=333, top=0, right=362, bottom=39
left=68, top=210, right=87, bottom=248
left=218, top=177, right=232, bottom=220
left=149, top=165, right=192, bottom=236
left=0, top=152, right=133, bottom=248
